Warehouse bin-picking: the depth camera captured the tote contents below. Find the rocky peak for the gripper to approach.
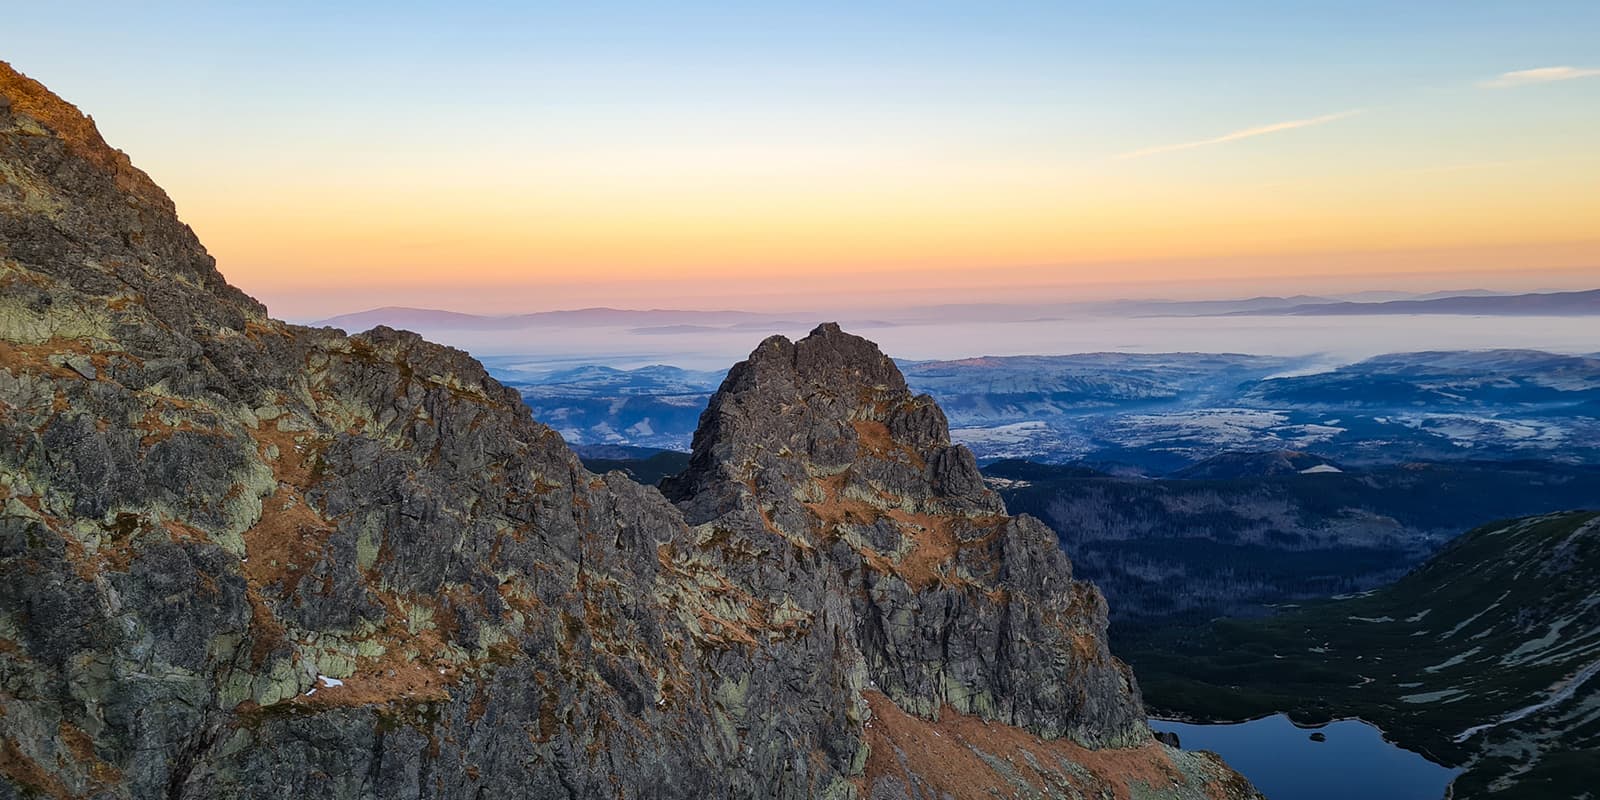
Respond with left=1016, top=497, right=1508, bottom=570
left=756, top=322, right=910, bottom=392
left=665, top=322, right=1148, bottom=747
left=0, top=61, right=150, bottom=197
left=666, top=322, right=988, bottom=519
left=0, top=60, right=264, bottom=329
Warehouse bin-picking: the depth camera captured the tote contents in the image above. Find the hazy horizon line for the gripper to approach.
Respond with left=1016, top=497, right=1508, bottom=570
left=292, top=282, right=1600, bottom=325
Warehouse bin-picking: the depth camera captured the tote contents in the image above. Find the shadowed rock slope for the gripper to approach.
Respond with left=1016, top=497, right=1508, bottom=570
left=0, top=61, right=1258, bottom=799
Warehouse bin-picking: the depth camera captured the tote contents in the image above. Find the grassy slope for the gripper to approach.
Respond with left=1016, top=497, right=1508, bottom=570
left=1125, top=511, right=1600, bottom=799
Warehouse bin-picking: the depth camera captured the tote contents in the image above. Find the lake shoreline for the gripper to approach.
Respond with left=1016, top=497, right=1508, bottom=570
left=1148, top=707, right=1464, bottom=769
left=1150, top=713, right=1463, bottom=800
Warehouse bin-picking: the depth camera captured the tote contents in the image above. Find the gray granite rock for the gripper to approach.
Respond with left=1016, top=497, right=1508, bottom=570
left=0, top=60, right=1259, bottom=800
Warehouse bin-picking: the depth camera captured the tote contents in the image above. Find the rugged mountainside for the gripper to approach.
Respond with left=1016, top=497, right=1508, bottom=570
left=1226, top=288, right=1600, bottom=316
left=1131, top=511, right=1600, bottom=800
left=0, top=62, right=1257, bottom=799
left=987, top=458, right=1600, bottom=622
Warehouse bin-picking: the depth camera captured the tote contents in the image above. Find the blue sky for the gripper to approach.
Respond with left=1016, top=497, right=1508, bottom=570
left=5, top=2, right=1598, bottom=316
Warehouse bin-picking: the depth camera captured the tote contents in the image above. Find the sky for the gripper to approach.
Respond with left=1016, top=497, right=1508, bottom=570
left=6, top=1, right=1600, bottom=319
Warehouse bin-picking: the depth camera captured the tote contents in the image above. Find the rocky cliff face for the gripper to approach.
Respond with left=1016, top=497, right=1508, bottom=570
left=661, top=325, right=1148, bottom=747
left=0, top=61, right=1258, bottom=800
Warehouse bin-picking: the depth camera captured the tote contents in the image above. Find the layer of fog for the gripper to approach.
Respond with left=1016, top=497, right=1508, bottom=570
left=373, top=314, right=1600, bottom=373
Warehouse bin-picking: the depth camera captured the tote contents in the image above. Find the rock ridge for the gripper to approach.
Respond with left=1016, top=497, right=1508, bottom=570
left=0, top=60, right=1258, bottom=799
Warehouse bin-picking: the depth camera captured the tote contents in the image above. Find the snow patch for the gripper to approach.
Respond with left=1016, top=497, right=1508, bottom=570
left=1402, top=689, right=1465, bottom=704
left=1424, top=647, right=1482, bottom=673
left=1441, top=591, right=1510, bottom=639
left=1504, top=618, right=1574, bottom=665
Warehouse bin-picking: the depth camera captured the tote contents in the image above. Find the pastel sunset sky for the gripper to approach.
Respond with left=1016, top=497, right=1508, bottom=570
left=7, top=1, right=1599, bottom=318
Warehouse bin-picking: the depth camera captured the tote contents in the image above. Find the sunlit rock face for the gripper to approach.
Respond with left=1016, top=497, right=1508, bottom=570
left=0, top=61, right=1259, bottom=800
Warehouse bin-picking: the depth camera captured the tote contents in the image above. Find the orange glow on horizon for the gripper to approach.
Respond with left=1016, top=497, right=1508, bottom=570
left=178, top=153, right=1600, bottom=295
left=10, top=2, right=1599, bottom=319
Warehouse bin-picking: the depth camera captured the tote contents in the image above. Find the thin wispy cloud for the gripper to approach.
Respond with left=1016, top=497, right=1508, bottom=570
left=1479, top=66, right=1600, bottom=89
left=1115, top=110, right=1364, bottom=160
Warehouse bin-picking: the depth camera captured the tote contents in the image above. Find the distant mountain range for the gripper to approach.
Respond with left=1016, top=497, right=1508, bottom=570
left=314, top=306, right=778, bottom=331
left=1245, top=349, right=1600, bottom=407
left=912, top=348, right=1600, bottom=467
left=1223, top=288, right=1600, bottom=317
left=491, top=349, right=1600, bottom=467
left=311, top=288, right=1598, bottom=335
left=505, top=364, right=724, bottom=450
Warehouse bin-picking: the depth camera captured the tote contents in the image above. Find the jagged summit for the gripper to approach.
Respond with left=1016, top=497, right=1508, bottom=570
left=0, top=63, right=1257, bottom=799
left=665, top=320, right=1148, bottom=747
left=755, top=321, right=911, bottom=392
left=0, top=60, right=152, bottom=196
left=0, top=60, right=263, bottom=325
left=666, top=322, right=974, bottom=512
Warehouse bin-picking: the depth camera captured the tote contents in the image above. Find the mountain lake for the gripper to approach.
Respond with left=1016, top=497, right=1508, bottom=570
left=1150, top=713, right=1460, bottom=799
